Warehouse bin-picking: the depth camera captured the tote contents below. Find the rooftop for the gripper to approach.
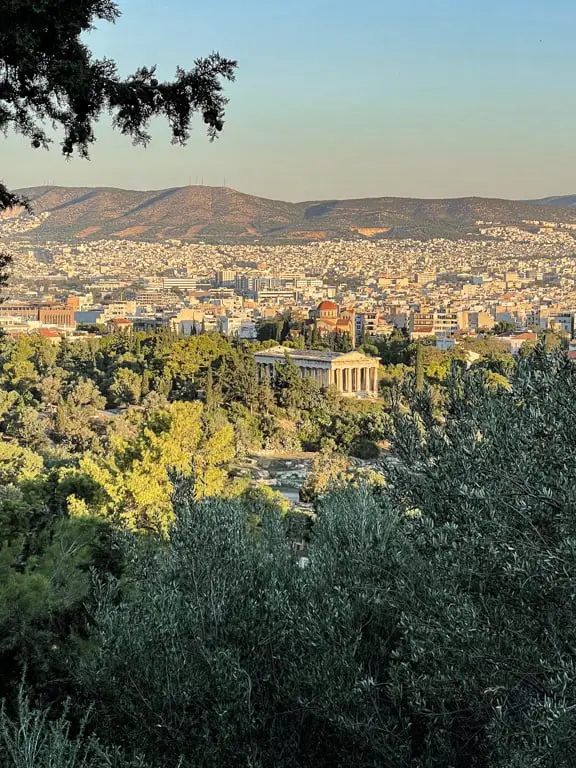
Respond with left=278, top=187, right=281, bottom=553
left=254, top=345, right=373, bottom=363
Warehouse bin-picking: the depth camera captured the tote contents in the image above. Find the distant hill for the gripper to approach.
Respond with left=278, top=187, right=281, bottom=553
left=9, top=185, right=576, bottom=242
left=527, top=195, right=576, bottom=209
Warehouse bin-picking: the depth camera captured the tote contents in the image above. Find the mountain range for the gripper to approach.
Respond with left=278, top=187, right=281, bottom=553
left=6, top=185, right=576, bottom=242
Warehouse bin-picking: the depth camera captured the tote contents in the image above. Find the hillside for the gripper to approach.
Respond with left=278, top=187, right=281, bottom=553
left=8, top=185, right=576, bottom=242
left=528, top=194, right=576, bottom=209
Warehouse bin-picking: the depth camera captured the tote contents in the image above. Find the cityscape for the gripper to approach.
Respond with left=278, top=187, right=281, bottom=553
left=3, top=198, right=576, bottom=363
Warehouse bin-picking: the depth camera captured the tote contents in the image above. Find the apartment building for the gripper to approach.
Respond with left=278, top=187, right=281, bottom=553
left=409, top=309, right=464, bottom=339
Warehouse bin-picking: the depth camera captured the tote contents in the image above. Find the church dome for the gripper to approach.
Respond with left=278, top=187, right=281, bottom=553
left=317, top=300, right=338, bottom=318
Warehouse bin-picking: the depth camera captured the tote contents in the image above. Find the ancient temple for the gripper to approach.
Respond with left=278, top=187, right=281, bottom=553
left=254, top=346, right=379, bottom=398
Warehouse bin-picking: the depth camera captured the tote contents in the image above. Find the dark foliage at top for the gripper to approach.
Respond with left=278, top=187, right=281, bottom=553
left=0, top=0, right=237, bottom=208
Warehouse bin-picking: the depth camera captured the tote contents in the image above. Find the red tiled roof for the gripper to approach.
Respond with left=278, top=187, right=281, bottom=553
left=37, top=328, right=61, bottom=338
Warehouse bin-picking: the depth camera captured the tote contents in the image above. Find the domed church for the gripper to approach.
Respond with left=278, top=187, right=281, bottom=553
left=311, top=300, right=356, bottom=345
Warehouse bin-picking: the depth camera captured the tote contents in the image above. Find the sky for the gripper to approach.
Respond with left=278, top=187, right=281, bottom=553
left=4, top=0, right=576, bottom=201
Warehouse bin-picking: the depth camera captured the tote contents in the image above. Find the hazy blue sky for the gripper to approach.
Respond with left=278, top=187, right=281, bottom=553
left=4, top=0, right=576, bottom=200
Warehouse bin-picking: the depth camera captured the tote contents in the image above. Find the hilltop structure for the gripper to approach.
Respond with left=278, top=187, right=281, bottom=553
left=254, top=346, right=379, bottom=398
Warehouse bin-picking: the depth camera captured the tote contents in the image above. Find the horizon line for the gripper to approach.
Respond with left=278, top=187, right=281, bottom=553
left=13, top=183, right=575, bottom=206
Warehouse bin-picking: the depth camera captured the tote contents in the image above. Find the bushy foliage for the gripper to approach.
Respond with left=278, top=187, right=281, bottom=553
left=2, top=336, right=575, bottom=766
left=384, top=344, right=576, bottom=766
left=75, top=401, right=236, bottom=534
left=68, top=346, right=576, bottom=767
left=75, top=485, right=408, bottom=767
left=0, top=690, right=143, bottom=768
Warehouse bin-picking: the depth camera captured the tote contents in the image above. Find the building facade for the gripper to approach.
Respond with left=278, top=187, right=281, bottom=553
left=254, top=346, right=379, bottom=398
left=0, top=303, right=75, bottom=328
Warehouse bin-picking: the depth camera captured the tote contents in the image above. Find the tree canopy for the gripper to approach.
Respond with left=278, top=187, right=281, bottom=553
left=0, top=328, right=573, bottom=765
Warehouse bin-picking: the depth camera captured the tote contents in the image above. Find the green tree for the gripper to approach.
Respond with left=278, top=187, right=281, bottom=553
left=0, top=443, right=43, bottom=485
left=69, top=379, right=106, bottom=410
left=381, top=345, right=576, bottom=765
left=52, top=380, right=105, bottom=452
left=492, top=320, right=516, bottom=335
left=299, top=448, right=351, bottom=502
left=109, top=368, right=142, bottom=407
left=0, top=514, right=121, bottom=708
left=272, top=353, right=303, bottom=410
left=77, top=401, right=235, bottom=534
left=257, top=320, right=281, bottom=342
left=219, top=348, right=260, bottom=411
left=414, top=342, right=425, bottom=392
left=0, top=250, right=12, bottom=299
left=4, top=406, right=46, bottom=449
left=36, top=374, right=65, bottom=407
